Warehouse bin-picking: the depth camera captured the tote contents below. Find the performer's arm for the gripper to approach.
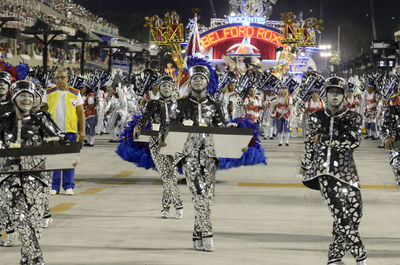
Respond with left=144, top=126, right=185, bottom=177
left=301, top=114, right=318, bottom=170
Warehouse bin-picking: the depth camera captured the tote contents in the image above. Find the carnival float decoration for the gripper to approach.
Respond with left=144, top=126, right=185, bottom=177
left=145, top=11, right=184, bottom=80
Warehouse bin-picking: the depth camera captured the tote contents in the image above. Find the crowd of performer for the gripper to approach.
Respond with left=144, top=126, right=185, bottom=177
left=2, top=54, right=400, bottom=265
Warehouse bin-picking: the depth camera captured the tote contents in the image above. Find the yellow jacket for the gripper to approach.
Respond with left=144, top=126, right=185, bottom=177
left=46, top=86, right=80, bottom=133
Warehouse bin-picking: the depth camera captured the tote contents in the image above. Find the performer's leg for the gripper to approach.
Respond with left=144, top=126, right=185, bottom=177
left=319, top=176, right=367, bottom=263
left=371, top=122, right=377, bottom=138
left=284, top=119, right=290, bottom=145
left=389, top=153, right=400, bottom=190
left=1, top=176, right=44, bottom=264
left=276, top=118, right=284, bottom=145
left=151, top=143, right=176, bottom=215
left=42, top=183, right=52, bottom=228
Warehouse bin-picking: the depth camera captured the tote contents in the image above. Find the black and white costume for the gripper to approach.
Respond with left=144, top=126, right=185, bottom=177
left=301, top=77, right=367, bottom=265
left=161, top=64, right=226, bottom=252
left=381, top=105, right=400, bottom=189
left=137, top=76, right=183, bottom=217
left=0, top=81, right=61, bottom=265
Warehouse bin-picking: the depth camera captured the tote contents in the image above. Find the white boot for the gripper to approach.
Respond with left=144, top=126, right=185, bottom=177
left=202, top=237, right=215, bottom=252
left=277, top=133, right=283, bottom=146
left=284, top=132, right=290, bottom=146
left=175, top=208, right=183, bottom=219
left=160, top=208, right=169, bottom=219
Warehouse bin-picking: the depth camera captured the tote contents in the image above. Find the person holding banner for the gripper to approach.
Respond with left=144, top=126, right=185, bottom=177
left=0, top=80, right=63, bottom=265
left=160, top=63, right=225, bottom=252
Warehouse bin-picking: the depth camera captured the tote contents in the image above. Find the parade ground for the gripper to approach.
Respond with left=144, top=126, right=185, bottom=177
left=1, top=135, right=399, bottom=265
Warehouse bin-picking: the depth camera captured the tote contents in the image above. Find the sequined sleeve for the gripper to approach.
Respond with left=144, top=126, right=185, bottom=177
left=301, top=114, right=318, bottom=170
left=138, top=100, right=156, bottom=128
left=319, top=113, right=362, bottom=152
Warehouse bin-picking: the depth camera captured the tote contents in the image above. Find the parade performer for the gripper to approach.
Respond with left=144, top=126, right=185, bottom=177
left=0, top=80, right=63, bottom=265
left=364, top=81, right=380, bottom=140
left=304, top=87, right=325, bottom=115
left=160, top=59, right=225, bottom=252
left=105, top=87, right=123, bottom=142
left=274, top=84, right=293, bottom=146
left=84, top=88, right=97, bottom=147
left=381, top=83, right=400, bottom=189
left=95, top=86, right=108, bottom=135
left=244, top=85, right=262, bottom=123
left=42, top=69, right=85, bottom=195
left=261, top=85, right=277, bottom=140
left=133, top=75, right=183, bottom=219
left=0, top=74, right=15, bottom=246
left=300, top=77, right=367, bottom=265
left=0, top=71, right=12, bottom=115
left=387, top=82, right=400, bottom=106
left=32, top=82, right=62, bottom=228
left=142, top=81, right=160, bottom=107
left=345, top=85, right=360, bottom=112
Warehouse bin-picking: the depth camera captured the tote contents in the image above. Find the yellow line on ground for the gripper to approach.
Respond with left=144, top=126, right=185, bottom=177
left=94, top=180, right=138, bottom=185
left=238, top=182, right=397, bottom=190
left=361, top=184, right=397, bottom=190
left=152, top=181, right=163, bottom=185
left=81, top=187, right=107, bottom=194
left=114, top=171, right=134, bottom=178
left=50, top=203, right=77, bottom=214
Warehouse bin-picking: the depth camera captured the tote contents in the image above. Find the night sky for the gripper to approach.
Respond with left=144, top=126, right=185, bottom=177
left=76, top=0, right=400, bottom=60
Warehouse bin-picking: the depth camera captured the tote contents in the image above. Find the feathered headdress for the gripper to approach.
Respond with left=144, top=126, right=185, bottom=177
left=0, top=59, right=29, bottom=83
left=185, top=56, right=218, bottom=98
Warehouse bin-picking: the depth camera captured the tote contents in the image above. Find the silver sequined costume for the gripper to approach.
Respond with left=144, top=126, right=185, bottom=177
left=301, top=109, right=367, bottom=264
left=164, top=95, right=225, bottom=240
left=138, top=99, right=183, bottom=211
left=0, top=110, right=60, bottom=265
left=380, top=105, right=400, bottom=189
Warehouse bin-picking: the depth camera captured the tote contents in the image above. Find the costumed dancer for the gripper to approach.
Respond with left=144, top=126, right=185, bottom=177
left=95, top=86, right=108, bottom=135
left=300, top=77, right=367, bottom=265
left=141, top=80, right=160, bottom=107
left=0, top=81, right=63, bottom=265
left=304, top=87, right=325, bottom=115
left=274, top=84, right=293, bottom=146
left=133, top=75, right=183, bottom=218
left=160, top=61, right=225, bottom=252
left=261, top=85, right=277, bottom=140
left=0, top=71, right=12, bottom=115
left=105, top=87, right=123, bottom=142
left=364, top=81, right=380, bottom=140
left=381, top=82, right=400, bottom=189
left=0, top=71, right=14, bottom=246
left=31, top=82, right=62, bottom=228
left=84, top=88, right=97, bottom=146
left=345, top=84, right=360, bottom=113
left=243, top=85, right=262, bottom=124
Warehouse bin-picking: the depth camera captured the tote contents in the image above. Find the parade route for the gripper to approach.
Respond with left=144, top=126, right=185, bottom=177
left=1, top=135, right=399, bottom=265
